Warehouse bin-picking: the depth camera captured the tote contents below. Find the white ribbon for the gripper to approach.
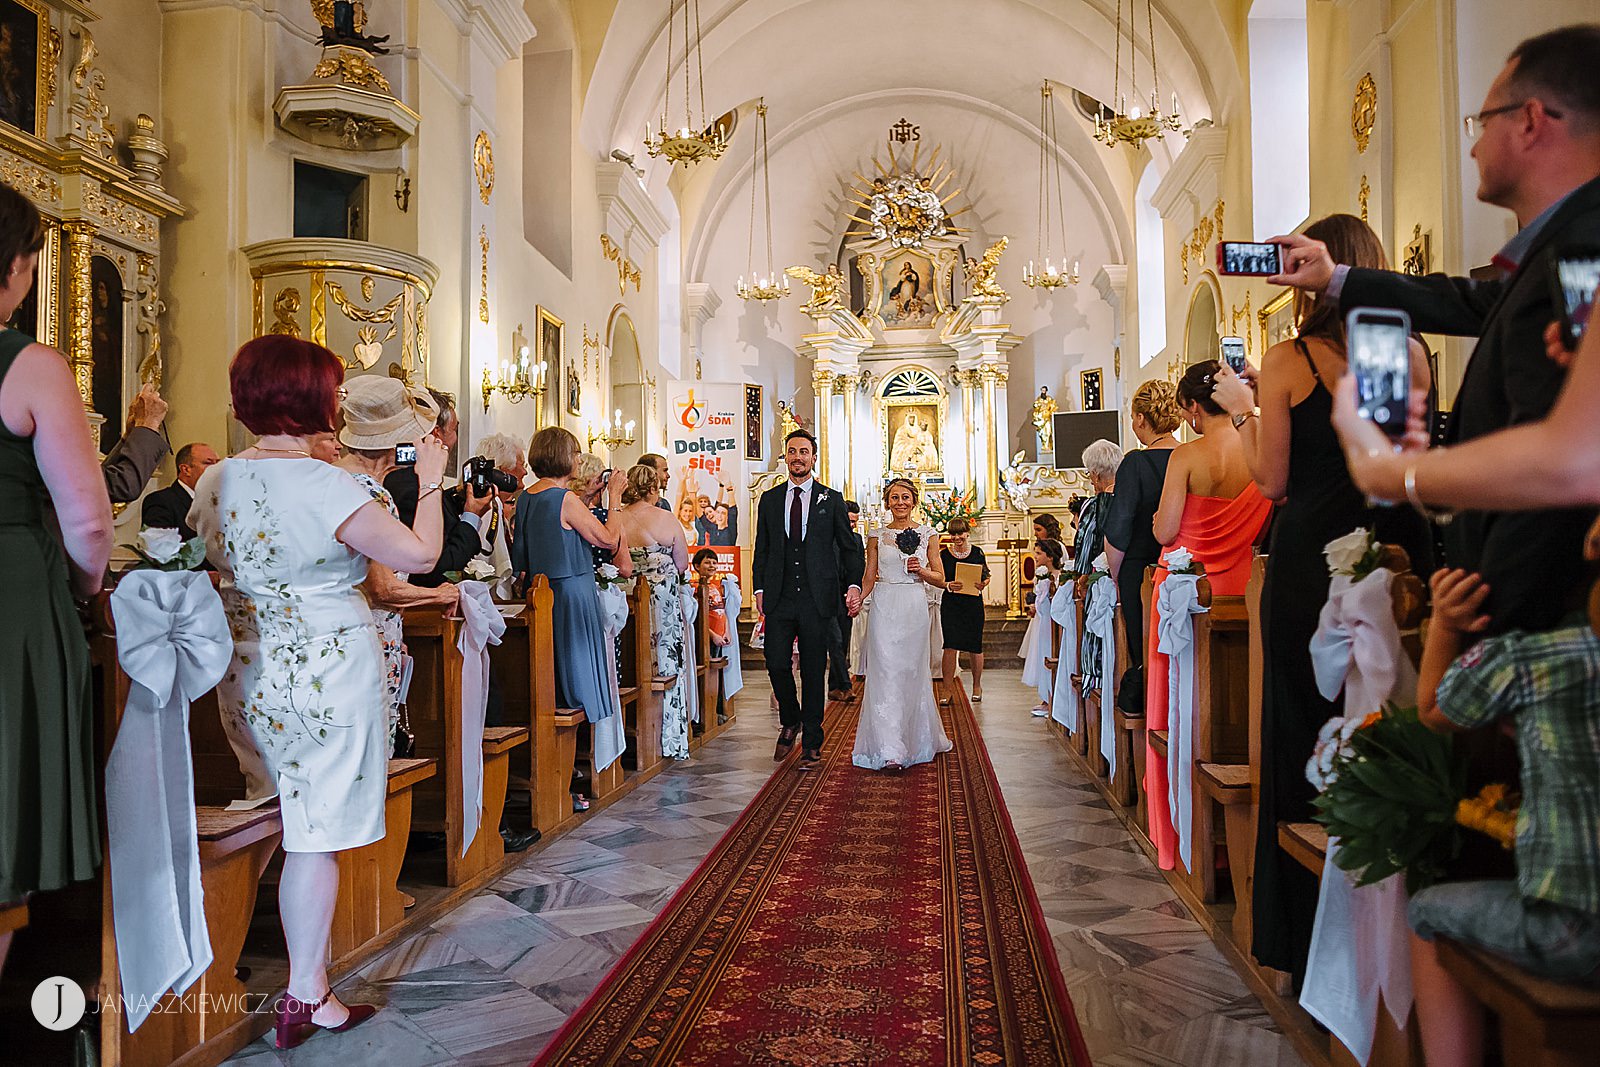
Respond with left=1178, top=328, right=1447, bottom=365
left=594, top=583, right=630, bottom=773
left=1049, top=581, right=1080, bottom=730
left=1309, top=570, right=1417, bottom=719
left=108, top=571, right=232, bottom=1033
left=1301, top=569, right=1418, bottom=1063
left=681, top=584, right=701, bottom=725
left=1085, top=573, right=1120, bottom=769
left=1022, top=578, right=1054, bottom=702
left=1156, top=573, right=1206, bottom=871
left=455, top=581, right=504, bottom=858
left=721, top=576, right=745, bottom=699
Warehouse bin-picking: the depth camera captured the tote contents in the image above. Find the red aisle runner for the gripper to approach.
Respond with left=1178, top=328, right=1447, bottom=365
left=533, top=687, right=1092, bottom=1065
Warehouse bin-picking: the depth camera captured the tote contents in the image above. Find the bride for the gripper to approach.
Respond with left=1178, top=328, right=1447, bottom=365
left=853, top=478, right=954, bottom=771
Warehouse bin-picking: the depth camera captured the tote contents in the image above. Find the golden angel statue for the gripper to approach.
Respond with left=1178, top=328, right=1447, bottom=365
left=311, top=0, right=391, bottom=53
left=785, top=263, right=845, bottom=318
left=1031, top=385, right=1057, bottom=453
left=963, top=236, right=1009, bottom=302
left=776, top=398, right=803, bottom=439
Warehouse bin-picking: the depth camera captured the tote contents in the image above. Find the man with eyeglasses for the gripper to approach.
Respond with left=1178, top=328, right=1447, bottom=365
left=1269, top=23, right=1600, bottom=637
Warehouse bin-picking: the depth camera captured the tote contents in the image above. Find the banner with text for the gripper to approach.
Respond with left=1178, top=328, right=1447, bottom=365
left=666, top=381, right=744, bottom=583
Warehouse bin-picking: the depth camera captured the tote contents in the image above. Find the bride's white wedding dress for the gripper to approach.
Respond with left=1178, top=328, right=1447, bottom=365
left=852, top=524, right=953, bottom=771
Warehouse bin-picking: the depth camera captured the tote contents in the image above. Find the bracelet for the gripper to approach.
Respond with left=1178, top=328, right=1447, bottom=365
left=1231, top=410, right=1258, bottom=429
left=419, top=483, right=442, bottom=501
left=1403, top=462, right=1454, bottom=525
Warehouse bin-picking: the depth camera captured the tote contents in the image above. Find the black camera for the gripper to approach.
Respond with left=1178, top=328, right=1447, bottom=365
left=464, top=456, right=520, bottom=496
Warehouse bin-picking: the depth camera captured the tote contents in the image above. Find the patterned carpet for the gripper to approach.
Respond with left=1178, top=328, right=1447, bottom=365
left=533, top=685, right=1092, bottom=1066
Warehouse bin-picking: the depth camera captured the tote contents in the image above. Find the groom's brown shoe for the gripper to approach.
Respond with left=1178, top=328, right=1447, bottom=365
left=797, top=748, right=821, bottom=770
left=774, top=727, right=799, bottom=762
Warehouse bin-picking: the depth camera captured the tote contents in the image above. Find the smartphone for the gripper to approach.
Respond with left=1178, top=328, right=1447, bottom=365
left=1346, top=307, right=1412, bottom=440
left=1550, top=248, right=1600, bottom=350
left=394, top=443, right=418, bottom=465
left=1217, top=241, right=1283, bottom=277
left=1220, top=336, right=1247, bottom=373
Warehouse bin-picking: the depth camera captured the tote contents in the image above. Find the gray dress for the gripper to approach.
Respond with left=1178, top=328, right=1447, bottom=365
left=511, top=487, right=616, bottom=723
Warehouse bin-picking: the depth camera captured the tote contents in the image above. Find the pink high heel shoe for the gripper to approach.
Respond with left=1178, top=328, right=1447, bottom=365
left=274, top=992, right=378, bottom=1049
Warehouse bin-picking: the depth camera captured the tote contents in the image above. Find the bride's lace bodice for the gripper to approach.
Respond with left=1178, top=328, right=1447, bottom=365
left=875, top=524, right=934, bottom=586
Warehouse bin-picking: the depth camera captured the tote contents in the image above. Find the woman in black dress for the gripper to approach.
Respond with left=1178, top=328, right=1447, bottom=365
left=1074, top=439, right=1122, bottom=691
left=939, top=517, right=991, bottom=702
left=1212, top=213, right=1433, bottom=988
left=1103, top=380, right=1181, bottom=712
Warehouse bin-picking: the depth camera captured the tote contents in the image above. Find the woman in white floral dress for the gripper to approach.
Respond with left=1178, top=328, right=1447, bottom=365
left=189, top=337, right=450, bottom=1047
left=614, top=464, right=692, bottom=758
left=333, top=376, right=460, bottom=754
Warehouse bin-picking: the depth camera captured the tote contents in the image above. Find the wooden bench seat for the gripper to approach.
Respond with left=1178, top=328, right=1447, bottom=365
left=620, top=581, right=665, bottom=774
left=331, top=758, right=437, bottom=966
left=1278, top=821, right=1328, bottom=878
left=1148, top=729, right=1169, bottom=759
left=0, top=898, right=27, bottom=938
left=1116, top=708, right=1147, bottom=818
left=1436, top=938, right=1600, bottom=1067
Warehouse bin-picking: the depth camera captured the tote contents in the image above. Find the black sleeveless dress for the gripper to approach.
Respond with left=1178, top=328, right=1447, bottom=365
left=1250, top=341, right=1431, bottom=985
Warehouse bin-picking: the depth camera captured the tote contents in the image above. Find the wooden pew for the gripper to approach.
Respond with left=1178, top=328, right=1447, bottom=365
left=497, top=577, right=584, bottom=835
left=695, top=578, right=732, bottom=745
left=401, top=607, right=530, bottom=887
left=1076, top=574, right=1108, bottom=778
left=0, top=898, right=26, bottom=940
left=1435, top=939, right=1600, bottom=1067
left=1109, top=598, right=1139, bottom=807
left=619, top=580, right=664, bottom=773
left=329, top=758, right=435, bottom=968
left=1188, top=581, right=1249, bottom=904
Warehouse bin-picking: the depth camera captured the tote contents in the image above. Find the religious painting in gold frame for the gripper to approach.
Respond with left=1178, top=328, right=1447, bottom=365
left=0, top=0, right=49, bottom=139
left=537, top=305, right=567, bottom=419
left=1258, top=288, right=1297, bottom=357
left=877, top=366, right=947, bottom=481
left=878, top=251, right=938, bottom=329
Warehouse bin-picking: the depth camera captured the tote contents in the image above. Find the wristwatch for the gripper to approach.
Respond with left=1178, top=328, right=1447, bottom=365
left=1231, top=410, right=1258, bottom=429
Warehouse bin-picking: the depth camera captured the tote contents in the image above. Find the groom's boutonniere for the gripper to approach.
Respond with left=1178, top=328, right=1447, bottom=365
left=815, top=489, right=830, bottom=506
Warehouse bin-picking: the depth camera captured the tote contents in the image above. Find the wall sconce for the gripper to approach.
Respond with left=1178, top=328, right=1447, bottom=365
left=394, top=167, right=411, bottom=212
left=588, top=407, right=637, bottom=452
left=481, top=323, right=546, bottom=409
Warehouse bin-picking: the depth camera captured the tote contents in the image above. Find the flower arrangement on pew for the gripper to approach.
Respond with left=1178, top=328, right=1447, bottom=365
left=921, top=485, right=981, bottom=529
left=1323, top=526, right=1384, bottom=580
left=1162, top=545, right=1203, bottom=576
left=595, top=561, right=633, bottom=593
left=1310, top=704, right=1519, bottom=893
left=127, top=527, right=207, bottom=571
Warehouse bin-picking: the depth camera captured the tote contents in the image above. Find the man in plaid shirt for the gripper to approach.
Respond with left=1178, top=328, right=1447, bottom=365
left=1407, top=569, right=1600, bottom=1067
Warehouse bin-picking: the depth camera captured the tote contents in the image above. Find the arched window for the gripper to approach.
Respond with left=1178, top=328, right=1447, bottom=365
left=1248, top=0, right=1310, bottom=238
left=1135, top=164, right=1166, bottom=368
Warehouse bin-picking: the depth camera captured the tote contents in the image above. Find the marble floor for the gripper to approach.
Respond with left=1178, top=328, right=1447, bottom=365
left=226, top=672, right=1305, bottom=1066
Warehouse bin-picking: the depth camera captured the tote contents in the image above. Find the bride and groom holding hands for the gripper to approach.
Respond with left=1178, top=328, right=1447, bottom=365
left=753, top=429, right=953, bottom=772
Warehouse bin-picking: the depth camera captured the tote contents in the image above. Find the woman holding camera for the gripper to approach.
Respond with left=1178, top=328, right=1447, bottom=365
left=512, top=428, right=627, bottom=726
left=191, top=336, right=449, bottom=1047
left=1210, top=214, right=1432, bottom=986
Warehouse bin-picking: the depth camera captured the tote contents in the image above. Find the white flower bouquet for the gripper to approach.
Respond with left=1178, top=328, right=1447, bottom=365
left=1323, top=527, right=1382, bottom=580
left=126, top=527, right=207, bottom=572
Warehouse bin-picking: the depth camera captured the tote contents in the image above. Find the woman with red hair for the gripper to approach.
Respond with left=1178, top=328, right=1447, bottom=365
left=190, top=336, right=448, bottom=1049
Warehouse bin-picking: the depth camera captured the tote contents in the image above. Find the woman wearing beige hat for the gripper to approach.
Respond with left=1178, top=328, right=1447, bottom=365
left=336, top=376, right=461, bottom=755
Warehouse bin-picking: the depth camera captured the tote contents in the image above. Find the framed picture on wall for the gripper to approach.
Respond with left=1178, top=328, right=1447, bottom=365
left=0, top=0, right=47, bottom=139
left=1258, top=289, right=1297, bottom=356
left=745, top=383, right=763, bottom=460
left=537, top=305, right=569, bottom=417
left=1079, top=369, right=1103, bottom=412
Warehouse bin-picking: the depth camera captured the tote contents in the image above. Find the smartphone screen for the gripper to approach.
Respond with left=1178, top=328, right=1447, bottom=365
left=1552, top=251, right=1600, bottom=349
left=1217, top=241, right=1283, bottom=277
left=1346, top=308, right=1412, bottom=440
left=394, top=443, right=418, bottom=465
left=1220, top=336, right=1247, bottom=373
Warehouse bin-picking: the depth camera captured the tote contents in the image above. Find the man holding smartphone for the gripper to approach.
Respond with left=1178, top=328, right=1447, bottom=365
left=1269, top=23, right=1600, bottom=635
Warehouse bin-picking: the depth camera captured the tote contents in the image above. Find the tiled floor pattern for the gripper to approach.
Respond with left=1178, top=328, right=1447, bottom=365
left=226, top=672, right=1304, bottom=1066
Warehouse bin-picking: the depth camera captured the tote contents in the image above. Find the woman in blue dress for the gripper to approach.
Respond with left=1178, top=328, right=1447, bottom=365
left=512, top=427, right=626, bottom=725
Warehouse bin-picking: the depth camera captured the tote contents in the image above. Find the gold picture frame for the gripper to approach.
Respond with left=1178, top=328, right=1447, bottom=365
left=537, top=305, right=567, bottom=420
left=1258, top=289, right=1297, bottom=357
left=0, top=0, right=51, bottom=140
left=1079, top=368, right=1103, bottom=411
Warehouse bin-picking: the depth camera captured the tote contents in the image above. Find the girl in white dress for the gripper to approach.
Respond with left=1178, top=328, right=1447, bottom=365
left=1020, top=539, right=1065, bottom=715
left=853, top=479, right=953, bottom=771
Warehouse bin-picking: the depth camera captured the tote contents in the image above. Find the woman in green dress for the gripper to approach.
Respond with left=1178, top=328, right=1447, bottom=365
left=0, top=180, right=115, bottom=975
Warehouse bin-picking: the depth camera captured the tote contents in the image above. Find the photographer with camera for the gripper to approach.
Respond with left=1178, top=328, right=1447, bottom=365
left=383, top=388, right=495, bottom=588
left=471, top=433, right=528, bottom=596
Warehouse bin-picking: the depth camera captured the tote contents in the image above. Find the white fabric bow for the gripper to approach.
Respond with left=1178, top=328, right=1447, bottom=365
left=593, top=583, right=629, bottom=773
left=1309, top=570, right=1417, bottom=720
left=455, top=581, right=504, bottom=857
left=1049, top=580, right=1080, bottom=731
left=1156, top=573, right=1206, bottom=871
left=722, top=577, right=745, bottom=700
left=108, top=571, right=233, bottom=1033
left=1301, top=567, right=1418, bottom=1062
left=1085, top=573, right=1120, bottom=769
left=681, top=584, right=701, bottom=725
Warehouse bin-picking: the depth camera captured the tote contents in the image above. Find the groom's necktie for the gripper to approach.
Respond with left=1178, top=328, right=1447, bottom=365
left=790, top=485, right=804, bottom=541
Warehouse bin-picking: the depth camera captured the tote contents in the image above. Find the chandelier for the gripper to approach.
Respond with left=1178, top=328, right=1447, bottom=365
left=1024, top=81, right=1079, bottom=291
left=481, top=324, right=547, bottom=409
left=1094, top=0, right=1182, bottom=150
left=588, top=408, right=638, bottom=453
left=738, top=100, right=789, bottom=302
left=643, top=0, right=727, bottom=165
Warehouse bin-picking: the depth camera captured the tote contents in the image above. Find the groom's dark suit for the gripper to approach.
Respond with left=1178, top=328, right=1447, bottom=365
left=754, top=478, right=865, bottom=751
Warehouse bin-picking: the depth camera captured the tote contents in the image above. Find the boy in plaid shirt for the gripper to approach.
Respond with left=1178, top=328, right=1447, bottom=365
left=1407, top=568, right=1600, bottom=1067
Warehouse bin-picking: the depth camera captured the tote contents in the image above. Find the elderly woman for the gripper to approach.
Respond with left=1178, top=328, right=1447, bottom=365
left=1073, top=438, right=1123, bottom=692
left=615, top=464, right=694, bottom=757
left=0, top=181, right=114, bottom=979
left=190, top=336, right=449, bottom=1046
left=334, top=376, right=460, bottom=755
left=472, top=432, right=527, bottom=591
left=511, top=428, right=626, bottom=727
left=570, top=451, right=633, bottom=578
left=1103, top=380, right=1181, bottom=703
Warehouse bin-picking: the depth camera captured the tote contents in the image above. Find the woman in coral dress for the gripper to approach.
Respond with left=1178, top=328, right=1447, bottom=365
left=1144, top=360, right=1272, bottom=871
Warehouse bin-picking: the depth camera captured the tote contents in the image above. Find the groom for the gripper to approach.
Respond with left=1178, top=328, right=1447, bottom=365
left=754, top=428, right=865, bottom=769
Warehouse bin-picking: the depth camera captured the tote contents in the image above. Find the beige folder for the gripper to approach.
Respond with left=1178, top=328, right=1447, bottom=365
left=953, top=561, right=985, bottom=593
